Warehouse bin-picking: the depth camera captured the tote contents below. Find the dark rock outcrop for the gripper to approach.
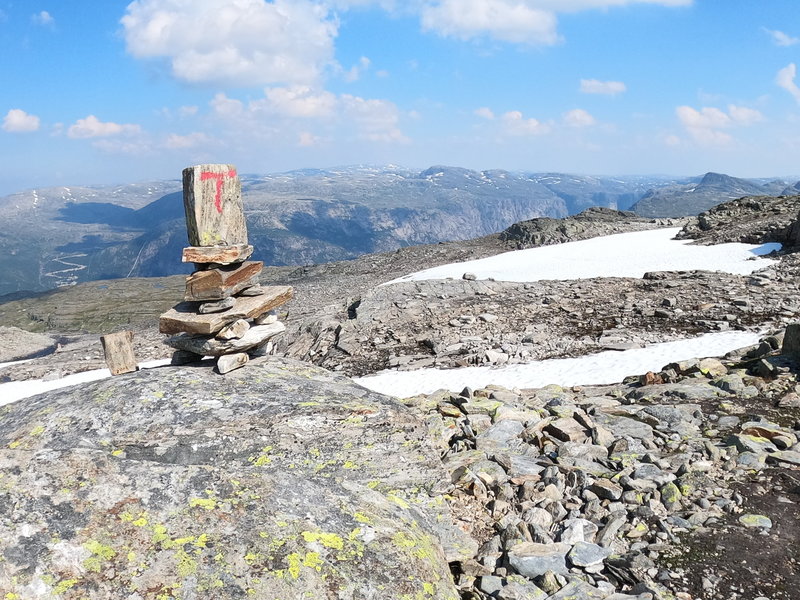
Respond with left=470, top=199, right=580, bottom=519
left=677, top=194, right=800, bottom=245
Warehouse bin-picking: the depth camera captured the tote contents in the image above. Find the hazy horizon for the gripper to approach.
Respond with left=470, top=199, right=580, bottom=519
left=3, top=1, right=800, bottom=195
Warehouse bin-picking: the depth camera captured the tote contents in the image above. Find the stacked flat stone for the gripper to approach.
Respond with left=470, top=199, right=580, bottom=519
left=159, top=164, right=293, bottom=374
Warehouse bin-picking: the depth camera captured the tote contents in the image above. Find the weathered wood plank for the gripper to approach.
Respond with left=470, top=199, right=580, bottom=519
left=182, top=244, right=253, bottom=265
left=159, top=286, right=293, bottom=335
left=100, top=330, right=137, bottom=375
left=183, top=164, right=248, bottom=247
left=184, top=261, right=263, bottom=301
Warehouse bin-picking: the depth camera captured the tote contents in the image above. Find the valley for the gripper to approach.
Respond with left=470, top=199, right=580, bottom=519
left=3, top=165, right=792, bottom=298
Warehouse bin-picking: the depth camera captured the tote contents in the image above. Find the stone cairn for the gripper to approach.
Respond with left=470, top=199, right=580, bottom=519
left=159, top=164, right=293, bottom=374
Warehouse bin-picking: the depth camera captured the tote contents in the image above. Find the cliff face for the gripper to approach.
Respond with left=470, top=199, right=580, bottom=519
left=0, top=357, right=468, bottom=599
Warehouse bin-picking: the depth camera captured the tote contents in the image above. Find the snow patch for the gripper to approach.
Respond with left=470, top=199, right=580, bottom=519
left=354, top=330, right=761, bottom=398
left=385, top=228, right=780, bottom=285
left=0, top=359, right=172, bottom=407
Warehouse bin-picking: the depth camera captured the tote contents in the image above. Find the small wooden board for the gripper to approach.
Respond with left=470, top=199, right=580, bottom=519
left=183, top=164, right=248, bottom=247
left=185, top=261, right=263, bottom=301
left=100, top=330, right=137, bottom=375
left=182, top=244, right=253, bottom=265
left=159, top=286, right=293, bottom=335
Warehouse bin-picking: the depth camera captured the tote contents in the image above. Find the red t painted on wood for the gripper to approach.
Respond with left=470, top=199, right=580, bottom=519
left=200, top=168, right=237, bottom=214
left=182, top=164, right=248, bottom=247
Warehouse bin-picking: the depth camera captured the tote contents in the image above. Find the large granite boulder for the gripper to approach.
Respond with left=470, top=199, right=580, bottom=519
left=0, top=357, right=462, bottom=599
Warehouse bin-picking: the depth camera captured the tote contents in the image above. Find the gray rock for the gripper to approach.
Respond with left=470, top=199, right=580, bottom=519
left=781, top=322, right=800, bottom=355
left=547, top=579, right=607, bottom=599
left=568, top=541, right=612, bottom=567
left=0, top=358, right=461, bottom=599
left=507, top=455, right=546, bottom=479
left=633, top=463, right=675, bottom=486
left=479, top=575, right=504, bottom=595
left=166, top=322, right=286, bottom=357
left=496, top=578, right=548, bottom=600
left=507, top=542, right=570, bottom=577
left=198, top=296, right=236, bottom=314
left=216, top=318, right=250, bottom=340
left=766, top=450, right=800, bottom=467
left=558, top=518, right=599, bottom=544
left=546, top=417, right=587, bottom=442
left=738, top=514, right=773, bottom=529
left=216, top=352, right=249, bottom=374
left=589, top=478, right=623, bottom=501
left=476, top=419, right=525, bottom=451
left=0, top=326, right=55, bottom=362
left=595, top=414, right=654, bottom=441
left=558, top=441, right=609, bottom=461
left=712, top=373, right=746, bottom=394
left=736, top=452, right=767, bottom=470
left=239, top=284, right=266, bottom=296
left=725, top=433, right=778, bottom=454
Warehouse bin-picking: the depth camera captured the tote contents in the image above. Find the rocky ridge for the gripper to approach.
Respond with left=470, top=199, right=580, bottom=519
left=408, top=327, right=800, bottom=599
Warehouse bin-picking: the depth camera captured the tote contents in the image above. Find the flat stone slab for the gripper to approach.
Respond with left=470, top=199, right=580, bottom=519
left=184, top=261, right=263, bottom=301
left=166, top=322, right=286, bottom=357
left=507, top=542, right=570, bottom=578
left=159, top=286, right=293, bottom=335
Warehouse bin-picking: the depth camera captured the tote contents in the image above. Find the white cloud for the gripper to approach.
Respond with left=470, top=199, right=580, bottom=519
left=341, top=94, right=409, bottom=142
left=298, top=131, right=324, bottom=147
left=31, top=10, right=54, bottom=27
left=563, top=108, right=596, bottom=127
left=343, top=56, right=371, bottom=82
left=121, top=0, right=338, bottom=87
left=261, top=86, right=338, bottom=118
left=777, top=63, right=800, bottom=103
left=210, top=89, right=408, bottom=144
left=419, top=0, right=689, bottom=45
left=421, top=0, right=559, bottom=44
left=2, top=109, right=41, bottom=133
left=764, top=28, right=799, bottom=47
left=67, top=115, right=142, bottom=139
left=179, top=105, right=199, bottom=118
left=675, top=104, right=763, bottom=146
left=475, top=107, right=496, bottom=120
left=210, top=93, right=245, bottom=119
left=164, top=132, right=210, bottom=149
left=580, top=78, right=626, bottom=95
left=91, top=139, right=153, bottom=155
left=502, top=110, right=551, bottom=135
left=727, top=104, right=764, bottom=126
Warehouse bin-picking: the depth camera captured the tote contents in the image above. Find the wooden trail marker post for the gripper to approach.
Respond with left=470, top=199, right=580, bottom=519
left=159, top=164, right=293, bottom=374
left=101, top=330, right=137, bottom=375
left=183, top=164, right=249, bottom=250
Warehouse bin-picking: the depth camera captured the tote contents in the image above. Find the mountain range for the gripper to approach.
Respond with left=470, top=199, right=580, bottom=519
left=0, top=165, right=795, bottom=297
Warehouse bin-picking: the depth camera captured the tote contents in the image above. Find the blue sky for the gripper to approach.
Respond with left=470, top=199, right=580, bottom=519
left=2, top=0, right=800, bottom=194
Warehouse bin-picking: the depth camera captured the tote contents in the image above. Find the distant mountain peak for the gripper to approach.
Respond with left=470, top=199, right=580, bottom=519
left=699, top=172, right=737, bottom=186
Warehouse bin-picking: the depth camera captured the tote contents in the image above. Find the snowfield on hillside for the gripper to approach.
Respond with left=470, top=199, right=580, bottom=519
left=353, top=330, right=762, bottom=397
left=385, top=227, right=781, bottom=285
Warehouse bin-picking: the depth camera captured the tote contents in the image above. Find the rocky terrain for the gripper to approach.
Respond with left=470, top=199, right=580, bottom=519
left=3, top=197, right=800, bottom=599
